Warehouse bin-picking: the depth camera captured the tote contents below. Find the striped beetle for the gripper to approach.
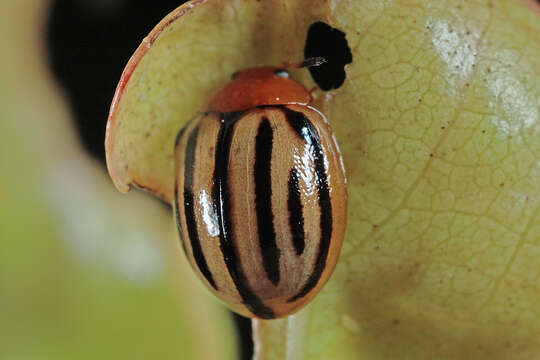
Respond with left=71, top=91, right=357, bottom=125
left=174, top=61, right=347, bottom=318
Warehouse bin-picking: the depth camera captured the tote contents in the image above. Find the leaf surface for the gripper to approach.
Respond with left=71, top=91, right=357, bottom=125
left=106, top=0, right=540, bottom=359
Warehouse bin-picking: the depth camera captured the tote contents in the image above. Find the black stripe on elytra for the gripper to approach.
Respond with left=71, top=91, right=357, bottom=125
left=288, top=168, right=305, bottom=255
left=174, top=125, right=192, bottom=259
left=213, top=111, right=275, bottom=319
left=254, top=118, right=280, bottom=285
left=183, top=126, right=218, bottom=290
left=174, top=182, right=188, bottom=255
left=282, top=107, right=333, bottom=303
left=174, top=112, right=211, bottom=148
left=174, top=124, right=188, bottom=148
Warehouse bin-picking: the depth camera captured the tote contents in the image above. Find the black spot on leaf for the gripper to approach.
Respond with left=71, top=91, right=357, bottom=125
left=304, top=21, right=352, bottom=91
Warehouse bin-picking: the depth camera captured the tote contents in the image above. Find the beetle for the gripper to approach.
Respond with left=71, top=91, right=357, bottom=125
left=173, top=59, right=347, bottom=319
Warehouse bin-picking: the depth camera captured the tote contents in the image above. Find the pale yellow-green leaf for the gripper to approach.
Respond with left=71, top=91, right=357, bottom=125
left=106, top=0, right=329, bottom=202
left=0, top=1, right=236, bottom=359
left=106, top=0, right=540, bottom=359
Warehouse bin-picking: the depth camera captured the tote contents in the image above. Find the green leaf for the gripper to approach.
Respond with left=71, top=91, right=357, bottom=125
left=106, top=0, right=540, bottom=359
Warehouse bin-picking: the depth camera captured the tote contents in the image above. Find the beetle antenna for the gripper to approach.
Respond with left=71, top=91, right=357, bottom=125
left=281, top=57, right=327, bottom=69
left=299, top=57, right=327, bottom=68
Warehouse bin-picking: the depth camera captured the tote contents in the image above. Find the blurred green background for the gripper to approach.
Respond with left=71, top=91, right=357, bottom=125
left=0, top=1, right=238, bottom=359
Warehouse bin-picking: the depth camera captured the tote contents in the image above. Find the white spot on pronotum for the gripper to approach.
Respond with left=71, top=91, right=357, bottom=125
left=198, top=189, right=220, bottom=237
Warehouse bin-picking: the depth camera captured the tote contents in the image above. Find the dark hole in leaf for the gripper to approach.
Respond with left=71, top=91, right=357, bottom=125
left=47, top=0, right=186, bottom=162
left=304, top=21, right=352, bottom=91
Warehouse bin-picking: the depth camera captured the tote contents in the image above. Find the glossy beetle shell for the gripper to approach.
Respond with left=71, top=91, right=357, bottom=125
left=206, top=66, right=312, bottom=112
left=174, top=67, right=347, bottom=319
